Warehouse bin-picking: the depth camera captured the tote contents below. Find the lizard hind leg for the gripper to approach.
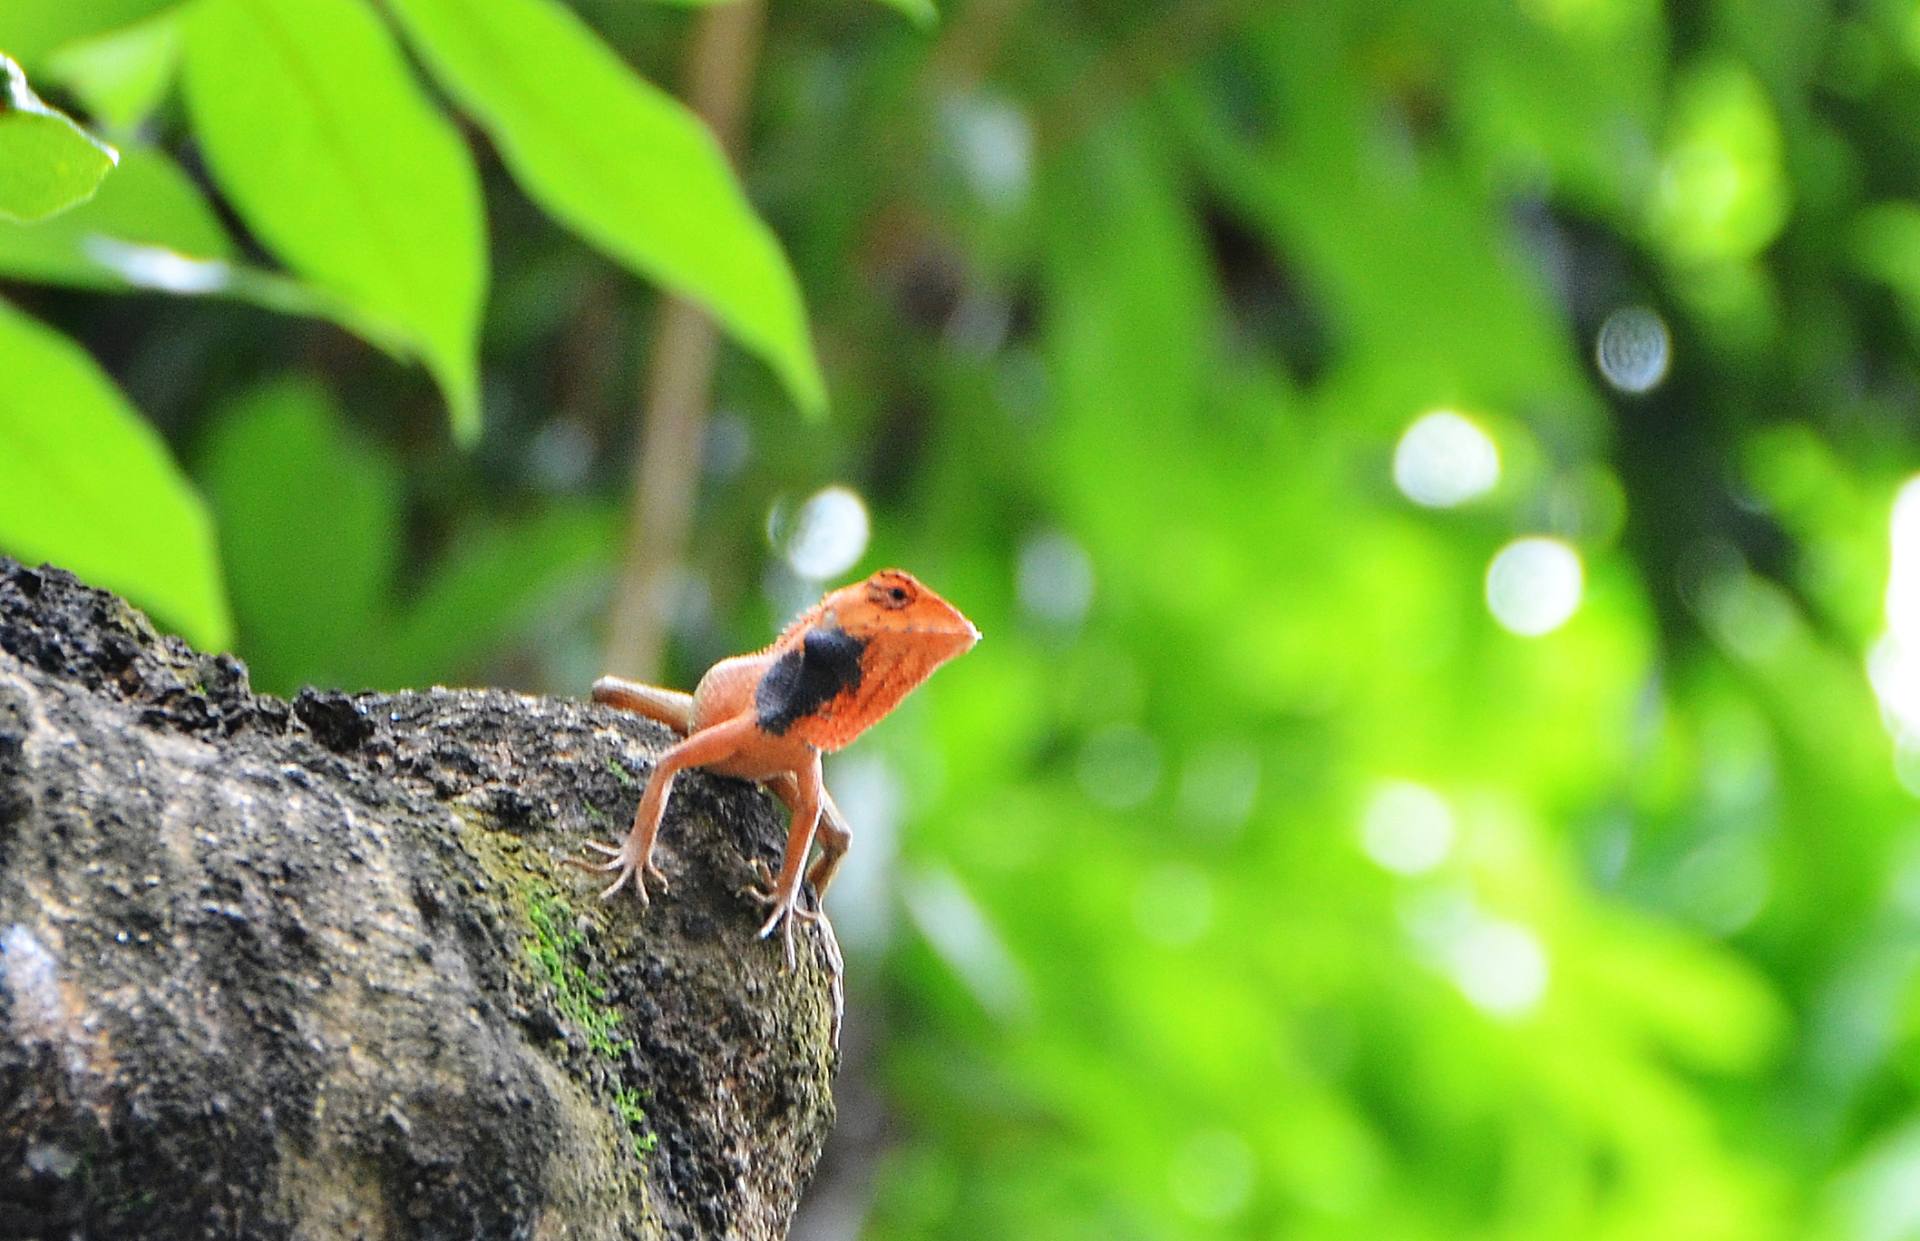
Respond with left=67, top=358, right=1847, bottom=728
left=805, top=788, right=853, bottom=904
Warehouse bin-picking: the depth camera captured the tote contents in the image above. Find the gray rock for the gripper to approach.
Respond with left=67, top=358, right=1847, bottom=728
left=0, top=559, right=837, bottom=1239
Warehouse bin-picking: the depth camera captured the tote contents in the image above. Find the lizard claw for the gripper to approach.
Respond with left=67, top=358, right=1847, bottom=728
left=572, top=838, right=668, bottom=905
left=742, top=863, right=845, bottom=1029
left=757, top=901, right=799, bottom=971
left=743, top=861, right=815, bottom=970
left=743, top=860, right=818, bottom=921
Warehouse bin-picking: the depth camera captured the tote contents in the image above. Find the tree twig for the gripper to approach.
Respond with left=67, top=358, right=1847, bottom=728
left=604, top=0, right=768, bottom=679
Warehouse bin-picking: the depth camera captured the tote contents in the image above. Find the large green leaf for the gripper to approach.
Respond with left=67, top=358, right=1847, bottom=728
left=0, top=0, right=176, bottom=68
left=0, top=145, right=228, bottom=287
left=0, top=143, right=422, bottom=340
left=42, top=9, right=181, bottom=134
left=384, top=0, right=825, bottom=418
left=182, top=0, right=487, bottom=441
left=0, top=55, right=117, bottom=222
left=0, top=297, right=229, bottom=648
left=195, top=380, right=401, bottom=694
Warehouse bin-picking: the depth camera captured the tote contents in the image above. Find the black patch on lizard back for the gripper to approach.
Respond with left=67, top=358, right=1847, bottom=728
left=755, top=624, right=867, bottom=736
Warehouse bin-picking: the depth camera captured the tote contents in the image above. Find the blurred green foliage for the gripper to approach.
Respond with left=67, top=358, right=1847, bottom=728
left=0, top=296, right=225, bottom=646
left=7, top=1, right=1920, bottom=1239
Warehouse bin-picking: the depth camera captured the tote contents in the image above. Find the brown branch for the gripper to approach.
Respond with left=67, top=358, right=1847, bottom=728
left=604, top=0, right=769, bottom=680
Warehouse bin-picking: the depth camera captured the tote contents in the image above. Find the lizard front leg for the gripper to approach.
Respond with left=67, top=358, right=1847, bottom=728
left=752, top=780, right=853, bottom=923
left=751, top=754, right=825, bottom=967
left=586, top=713, right=756, bottom=902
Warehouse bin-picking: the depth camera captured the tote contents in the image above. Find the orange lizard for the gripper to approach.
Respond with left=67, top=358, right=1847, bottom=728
left=585, top=568, right=979, bottom=963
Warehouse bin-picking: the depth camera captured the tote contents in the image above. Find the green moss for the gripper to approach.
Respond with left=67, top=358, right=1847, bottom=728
left=521, top=887, right=658, bottom=1160
left=615, top=1085, right=659, bottom=1160
left=456, top=823, right=658, bottom=1167
left=605, top=755, right=638, bottom=787
left=524, top=889, right=630, bottom=1059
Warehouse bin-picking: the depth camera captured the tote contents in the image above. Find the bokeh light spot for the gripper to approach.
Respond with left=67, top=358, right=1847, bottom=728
left=1393, top=410, right=1501, bottom=508
left=1699, top=565, right=1795, bottom=663
left=528, top=418, right=594, bottom=491
left=1449, top=919, right=1550, bottom=1018
left=782, top=485, right=870, bottom=581
left=1595, top=305, right=1672, bottom=394
left=1886, top=477, right=1920, bottom=638
left=1134, top=863, right=1214, bottom=946
left=1360, top=781, right=1455, bottom=875
left=1176, top=741, right=1261, bottom=837
left=1652, top=61, right=1789, bottom=263
left=1870, top=477, right=1920, bottom=766
left=1672, top=833, right=1772, bottom=934
left=1076, top=725, right=1162, bottom=811
left=1016, top=530, right=1095, bottom=627
left=1485, top=537, right=1584, bottom=636
left=1170, top=1130, right=1256, bottom=1220
left=940, top=91, right=1033, bottom=210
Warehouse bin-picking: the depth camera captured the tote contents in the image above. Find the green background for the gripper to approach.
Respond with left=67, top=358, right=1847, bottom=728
left=6, top=1, right=1920, bottom=1237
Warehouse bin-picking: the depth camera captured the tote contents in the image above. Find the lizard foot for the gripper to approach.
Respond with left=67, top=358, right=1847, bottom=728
left=743, top=859, right=820, bottom=923
left=574, top=838, right=669, bottom=905
left=744, top=860, right=816, bottom=970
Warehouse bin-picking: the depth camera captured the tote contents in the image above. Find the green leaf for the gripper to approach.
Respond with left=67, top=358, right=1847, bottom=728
left=0, top=54, right=118, bottom=222
left=195, top=379, right=401, bottom=694
left=368, top=504, right=620, bottom=690
left=0, top=143, right=428, bottom=342
left=182, top=0, right=487, bottom=441
left=195, top=379, right=618, bottom=694
left=0, top=296, right=229, bottom=648
left=42, top=10, right=181, bottom=135
left=1852, top=202, right=1920, bottom=308
left=0, top=0, right=177, bottom=68
left=876, top=0, right=937, bottom=25
left=383, top=0, right=826, bottom=418
left=0, top=145, right=229, bottom=287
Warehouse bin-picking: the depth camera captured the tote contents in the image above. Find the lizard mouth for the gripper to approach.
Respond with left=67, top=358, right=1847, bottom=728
left=935, top=615, right=981, bottom=657
left=914, top=622, right=978, bottom=662
left=902, top=617, right=979, bottom=667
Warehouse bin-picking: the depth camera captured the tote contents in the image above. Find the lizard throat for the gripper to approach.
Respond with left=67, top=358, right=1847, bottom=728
left=754, top=624, right=867, bottom=737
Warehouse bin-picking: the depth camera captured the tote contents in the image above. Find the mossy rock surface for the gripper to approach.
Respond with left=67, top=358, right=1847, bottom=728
left=0, top=558, right=838, bottom=1240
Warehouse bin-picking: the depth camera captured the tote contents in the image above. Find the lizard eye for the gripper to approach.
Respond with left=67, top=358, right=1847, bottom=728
left=869, top=576, right=916, bottom=609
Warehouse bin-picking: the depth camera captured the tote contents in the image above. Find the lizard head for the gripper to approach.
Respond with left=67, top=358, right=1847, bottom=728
left=775, top=569, right=979, bottom=751
left=825, top=568, right=980, bottom=664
